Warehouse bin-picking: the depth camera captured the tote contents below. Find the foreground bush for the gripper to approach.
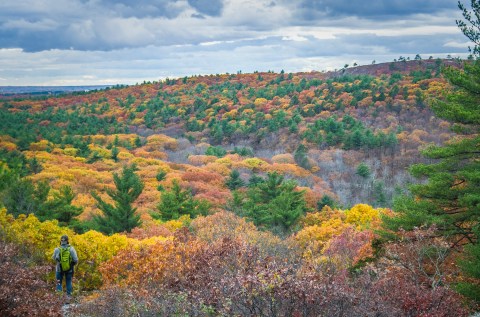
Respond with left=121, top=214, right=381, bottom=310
left=0, top=239, right=63, bottom=316
left=71, top=229, right=469, bottom=317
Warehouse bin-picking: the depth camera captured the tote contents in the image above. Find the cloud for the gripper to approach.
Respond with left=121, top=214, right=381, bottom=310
left=0, top=0, right=472, bottom=85
left=297, top=0, right=457, bottom=19
left=0, top=0, right=464, bottom=52
left=187, top=0, right=223, bottom=16
left=82, top=0, right=187, bottom=19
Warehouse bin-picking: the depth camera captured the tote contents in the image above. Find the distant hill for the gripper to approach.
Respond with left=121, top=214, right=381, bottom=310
left=0, top=85, right=115, bottom=99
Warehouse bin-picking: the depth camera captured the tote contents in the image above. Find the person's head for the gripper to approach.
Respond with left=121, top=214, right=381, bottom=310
left=60, top=235, right=69, bottom=245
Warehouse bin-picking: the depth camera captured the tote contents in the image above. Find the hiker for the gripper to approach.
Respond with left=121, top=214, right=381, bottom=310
left=52, top=235, right=78, bottom=296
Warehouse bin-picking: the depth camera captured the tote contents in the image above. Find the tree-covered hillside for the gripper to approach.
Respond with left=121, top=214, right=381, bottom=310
left=0, top=58, right=460, bottom=213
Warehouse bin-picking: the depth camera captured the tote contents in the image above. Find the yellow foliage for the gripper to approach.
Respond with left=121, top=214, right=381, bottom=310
left=162, top=215, right=191, bottom=232
left=130, top=156, right=165, bottom=167
left=63, top=147, right=78, bottom=156
left=88, top=145, right=111, bottom=158
left=268, top=163, right=310, bottom=177
left=318, top=110, right=331, bottom=118
left=145, top=134, right=177, bottom=151
left=205, top=162, right=231, bottom=176
left=222, top=109, right=238, bottom=120
left=0, top=140, right=17, bottom=151
left=300, top=207, right=345, bottom=227
left=344, top=203, right=382, bottom=229
left=240, top=157, right=268, bottom=170
left=117, top=151, right=134, bottom=159
left=0, top=209, right=172, bottom=290
left=242, top=109, right=255, bottom=116
left=30, top=139, right=52, bottom=151
left=131, top=117, right=144, bottom=125
left=254, top=98, right=268, bottom=108
left=0, top=209, right=73, bottom=261
left=294, top=218, right=350, bottom=253
left=215, top=157, right=233, bottom=166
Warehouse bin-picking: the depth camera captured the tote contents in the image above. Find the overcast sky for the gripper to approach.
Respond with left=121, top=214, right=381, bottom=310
left=0, top=0, right=472, bottom=86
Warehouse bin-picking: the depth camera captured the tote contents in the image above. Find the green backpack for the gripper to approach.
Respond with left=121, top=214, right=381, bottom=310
left=60, top=246, right=72, bottom=272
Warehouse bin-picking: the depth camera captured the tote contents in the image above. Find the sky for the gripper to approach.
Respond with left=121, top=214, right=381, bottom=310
left=0, top=0, right=472, bottom=86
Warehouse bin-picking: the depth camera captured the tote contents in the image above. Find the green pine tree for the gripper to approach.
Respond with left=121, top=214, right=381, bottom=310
left=248, top=173, right=264, bottom=187
left=242, top=172, right=309, bottom=234
left=294, top=144, right=310, bottom=169
left=91, top=164, right=144, bottom=234
left=356, top=162, right=371, bottom=178
left=2, top=178, right=46, bottom=217
left=226, top=169, right=245, bottom=190
left=317, top=194, right=337, bottom=210
left=384, top=1, right=480, bottom=303
left=153, top=179, right=210, bottom=221
left=37, top=185, right=83, bottom=226
left=111, top=146, right=119, bottom=162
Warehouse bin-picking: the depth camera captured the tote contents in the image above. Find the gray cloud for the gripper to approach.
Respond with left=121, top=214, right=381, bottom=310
left=0, top=0, right=472, bottom=85
left=187, top=0, right=223, bottom=16
left=298, top=0, right=457, bottom=20
left=97, top=0, right=185, bottom=18
left=0, top=0, right=463, bottom=52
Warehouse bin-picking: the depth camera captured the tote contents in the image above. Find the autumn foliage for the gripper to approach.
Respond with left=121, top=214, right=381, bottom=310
left=0, top=59, right=477, bottom=316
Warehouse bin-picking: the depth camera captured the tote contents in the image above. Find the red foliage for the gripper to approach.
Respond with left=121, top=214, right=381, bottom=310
left=126, top=223, right=173, bottom=239
left=0, top=239, right=63, bottom=317
left=80, top=228, right=470, bottom=317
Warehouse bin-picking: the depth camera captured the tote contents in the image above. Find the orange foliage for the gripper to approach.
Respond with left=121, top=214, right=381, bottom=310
left=271, top=153, right=295, bottom=164
left=182, top=169, right=224, bottom=186
left=0, top=140, right=17, bottom=151
left=191, top=211, right=285, bottom=252
left=187, top=155, right=217, bottom=166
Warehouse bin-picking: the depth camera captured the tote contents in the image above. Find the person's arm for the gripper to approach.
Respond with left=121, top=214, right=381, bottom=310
left=70, top=246, right=78, bottom=265
left=52, top=248, right=59, bottom=261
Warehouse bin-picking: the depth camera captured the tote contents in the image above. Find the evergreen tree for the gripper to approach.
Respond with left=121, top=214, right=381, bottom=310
left=91, top=164, right=144, bottom=234
left=153, top=179, right=210, bottom=221
left=242, top=172, right=309, bottom=234
left=205, top=146, right=227, bottom=157
left=383, top=66, right=480, bottom=234
left=317, top=194, right=337, bottom=210
left=294, top=144, right=310, bottom=169
left=356, top=162, right=371, bottom=178
left=156, top=169, right=167, bottom=191
left=111, top=146, right=119, bottom=162
left=0, top=164, right=16, bottom=193
left=134, top=136, right=142, bottom=148
left=226, top=169, right=245, bottom=190
left=37, top=185, right=83, bottom=226
left=2, top=178, right=46, bottom=217
left=156, top=170, right=167, bottom=182
left=28, top=157, right=43, bottom=174
left=248, top=173, right=264, bottom=187
left=373, top=181, right=387, bottom=207
left=255, top=172, right=284, bottom=202
left=384, top=1, right=480, bottom=302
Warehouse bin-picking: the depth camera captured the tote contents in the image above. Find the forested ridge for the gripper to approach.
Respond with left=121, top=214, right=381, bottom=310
left=0, top=53, right=479, bottom=316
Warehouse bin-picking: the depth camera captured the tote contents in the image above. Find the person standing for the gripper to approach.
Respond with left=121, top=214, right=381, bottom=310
left=52, top=235, right=78, bottom=297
